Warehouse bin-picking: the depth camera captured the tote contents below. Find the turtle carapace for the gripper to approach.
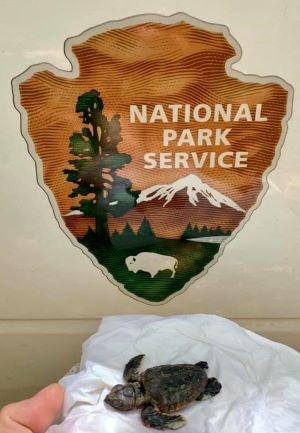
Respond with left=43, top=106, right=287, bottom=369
left=104, top=354, right=221, bottom=430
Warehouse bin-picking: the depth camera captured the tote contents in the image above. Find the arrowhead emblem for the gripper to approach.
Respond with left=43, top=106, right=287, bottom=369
left=12, top=14, right=293, bottom=303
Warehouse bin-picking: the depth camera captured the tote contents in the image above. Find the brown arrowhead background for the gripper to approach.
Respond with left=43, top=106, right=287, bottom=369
left=19, top=20, right=288, bottom=239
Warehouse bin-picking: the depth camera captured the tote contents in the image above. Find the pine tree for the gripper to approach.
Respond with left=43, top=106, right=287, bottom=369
left=137, top=218, right=155, bottom=240
left=111, top=229, right=121, bottom=244
left=214, top=226, right=224, bottom=236
left=122, top=223, right=136, bottom=240
left=200, top=225, right=209, bottom=237
left=192, top=224, right=200, bottom=238
left=64, top=90, right=136, bottom=242
left=182, top=223, right=193, bottom=239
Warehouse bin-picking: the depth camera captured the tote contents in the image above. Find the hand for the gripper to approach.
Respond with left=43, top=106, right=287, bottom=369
left=0, top=384, right=64, bottom=433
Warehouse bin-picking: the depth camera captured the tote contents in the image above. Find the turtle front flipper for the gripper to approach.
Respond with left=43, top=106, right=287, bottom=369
left=123, top=354, right=145, bottom=382
left=142, top=405, right=186, bottom=430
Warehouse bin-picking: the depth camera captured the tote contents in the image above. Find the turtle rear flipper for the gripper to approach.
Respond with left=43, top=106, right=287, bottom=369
left=196, top=377, right=222, bottom=401
left=204, top=377, right=222, bottom=397
left=142, top=405, right=186, bottom=430
left=195, top=361, right=208, bottom=369
left=123, top=354, right=145, bottom=382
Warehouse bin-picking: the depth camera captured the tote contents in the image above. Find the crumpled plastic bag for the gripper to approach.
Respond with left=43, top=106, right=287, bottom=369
left=47, top=315, right=300, bottom=433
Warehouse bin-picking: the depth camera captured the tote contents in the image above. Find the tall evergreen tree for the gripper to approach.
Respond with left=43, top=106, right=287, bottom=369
left=64, top=90, right=136, bottom=242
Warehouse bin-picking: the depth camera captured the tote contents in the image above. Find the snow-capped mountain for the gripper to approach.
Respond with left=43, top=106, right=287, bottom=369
left=137, top=174, right=246, bottom=213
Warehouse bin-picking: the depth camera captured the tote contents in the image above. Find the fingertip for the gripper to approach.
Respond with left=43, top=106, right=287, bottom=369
left=0, top=383, right=65, bottom=433
left=35, top=383, right=65, bottom=413
left=38, top=383, right=64, bottom=399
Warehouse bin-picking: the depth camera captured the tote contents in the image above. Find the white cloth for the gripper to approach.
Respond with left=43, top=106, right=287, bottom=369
left=47, top=315, right=300, bottom=433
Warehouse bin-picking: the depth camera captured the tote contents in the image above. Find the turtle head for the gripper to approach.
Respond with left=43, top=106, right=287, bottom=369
left=105, top=384, right=137, bottom=411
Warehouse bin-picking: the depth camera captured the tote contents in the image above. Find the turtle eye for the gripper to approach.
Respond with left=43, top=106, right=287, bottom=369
left=123, top=386, right=134, bottom=397
left=132, top=257, right=136, bottom=262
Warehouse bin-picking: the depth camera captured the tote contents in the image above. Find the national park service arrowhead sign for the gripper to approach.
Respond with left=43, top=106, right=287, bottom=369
left=13, top=14, right=293, bottom=304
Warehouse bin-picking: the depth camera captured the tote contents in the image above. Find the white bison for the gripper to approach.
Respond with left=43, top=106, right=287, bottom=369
left=125, top=252, right=178, bottom=278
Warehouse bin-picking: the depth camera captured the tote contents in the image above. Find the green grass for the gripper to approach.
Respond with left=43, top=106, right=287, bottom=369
left=80, top=231, right=220, bottom=302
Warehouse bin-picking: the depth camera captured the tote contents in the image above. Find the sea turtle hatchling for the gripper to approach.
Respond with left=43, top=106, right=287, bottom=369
left=104, top=354, right=222, bottom=430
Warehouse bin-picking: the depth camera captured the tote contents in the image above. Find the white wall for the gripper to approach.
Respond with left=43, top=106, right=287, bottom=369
left=0, top=0, right=299, bottom=404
